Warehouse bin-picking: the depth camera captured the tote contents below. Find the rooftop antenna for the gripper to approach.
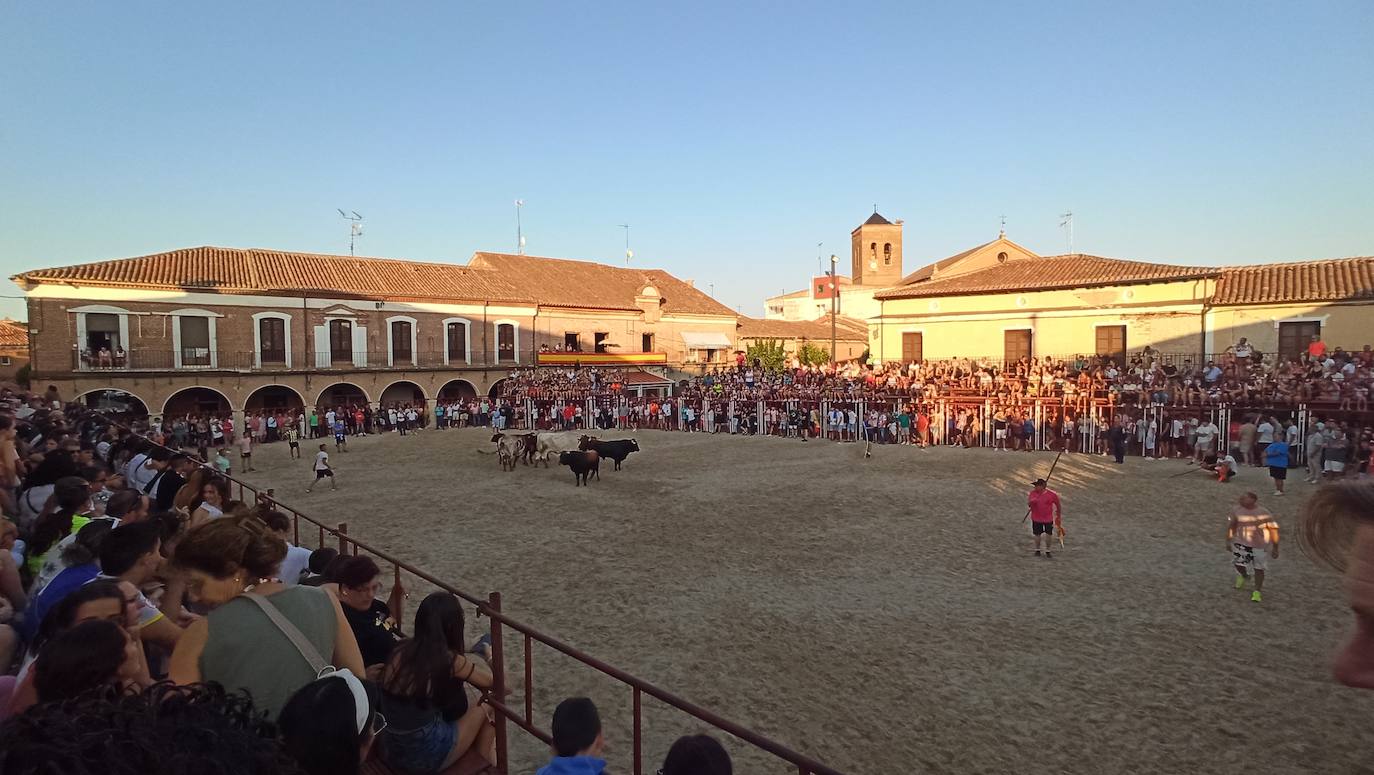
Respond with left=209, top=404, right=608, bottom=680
left=817, top=242, right=823, bottom=276
left=337, top=209, right=363, bottom=256
left=515, top=200, right=526, bottom=254
left=619, top=224, right=632, bottom=264
left=1059, top=211, right=1074, bottom=255
left=999, top=214, right=1007, bottom=238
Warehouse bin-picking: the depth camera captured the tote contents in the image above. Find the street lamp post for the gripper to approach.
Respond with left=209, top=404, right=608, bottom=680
left=829, top=254, right=838, bottom=366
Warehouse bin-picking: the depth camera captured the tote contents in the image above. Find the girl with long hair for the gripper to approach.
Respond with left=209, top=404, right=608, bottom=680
left=378, top=592, right=496, bottom=772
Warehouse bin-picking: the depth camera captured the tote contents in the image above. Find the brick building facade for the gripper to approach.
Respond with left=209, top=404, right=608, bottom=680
left=12, top=246, right=738, bottom=421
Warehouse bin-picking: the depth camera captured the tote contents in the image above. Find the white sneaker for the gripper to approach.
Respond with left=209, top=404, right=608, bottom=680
left=1272, top=490, right=1284, bottom=496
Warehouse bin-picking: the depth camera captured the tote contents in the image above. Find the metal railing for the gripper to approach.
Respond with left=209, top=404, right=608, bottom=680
left=118, top=424, right=844, bottom=775
left=71, top=349, right=513, bottom=372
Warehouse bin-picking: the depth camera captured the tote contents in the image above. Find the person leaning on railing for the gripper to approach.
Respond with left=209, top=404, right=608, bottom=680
left=377, top=591, right=496, bottom=772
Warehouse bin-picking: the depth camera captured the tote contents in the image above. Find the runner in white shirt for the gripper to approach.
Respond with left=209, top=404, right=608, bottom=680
left=306, top=444, right=336, bottom=493
left=1195, top=420, right=1219, bottom=463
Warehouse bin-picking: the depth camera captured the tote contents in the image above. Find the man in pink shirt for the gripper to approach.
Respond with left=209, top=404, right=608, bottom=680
left=1028, top=478, right=1063, bottom=558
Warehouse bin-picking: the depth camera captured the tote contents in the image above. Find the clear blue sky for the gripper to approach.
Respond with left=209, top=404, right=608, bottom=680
left=2, top=1, right=1371, bottom=320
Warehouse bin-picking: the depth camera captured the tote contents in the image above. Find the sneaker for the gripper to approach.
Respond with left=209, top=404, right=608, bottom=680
left=1034, top=550, right=1041, bottom=556
left=1234, top=575, right=1246, bottom=589
left=1045, top=551, right=1053, bottom=559
left=1272, top=491, right=1284, bottom=497
left=1251, top=590, right=1263, bottom=603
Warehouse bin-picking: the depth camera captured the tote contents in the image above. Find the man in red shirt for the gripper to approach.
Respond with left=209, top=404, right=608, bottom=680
left=1028, top=478, right=1063, bottom=558
left=1308, top=334, right=1327, bottom=360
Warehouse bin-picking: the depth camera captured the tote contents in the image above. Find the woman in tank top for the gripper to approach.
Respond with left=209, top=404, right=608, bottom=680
left=379, top=592, right=496, bottom=772
left=188, top=476, right=230, bottom=529
left=169, top=515, right=364, bottom=720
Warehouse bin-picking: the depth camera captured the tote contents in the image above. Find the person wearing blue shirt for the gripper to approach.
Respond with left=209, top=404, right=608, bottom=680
left=536, top=697, right=605, bottom=775
left=1264, top=438, right=1290, bottom=496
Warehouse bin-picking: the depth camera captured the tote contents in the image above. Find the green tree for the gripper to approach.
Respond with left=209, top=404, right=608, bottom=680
left=797, top=341, right=831, bottom=366
left=746, top=338, right=786, bottom=370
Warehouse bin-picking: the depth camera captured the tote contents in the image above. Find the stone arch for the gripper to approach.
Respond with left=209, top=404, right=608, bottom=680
left=379, top=379, right=427, bottom=407
left=487, top=378, right=510, bottom=399
left=162, top=386, right=233, bottom=417
left=437, top=379, right=478, bottom=401
left=75, top=388, right=150, bottom=417
left=315, top=382, right=370, bottom=408
left=244, top=384, right=306, bottom=414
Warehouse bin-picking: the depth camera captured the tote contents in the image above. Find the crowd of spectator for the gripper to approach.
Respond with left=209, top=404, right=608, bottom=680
left=0, top=387, right=735, bottom=775
left=503, top=335, right=1373, bottom=409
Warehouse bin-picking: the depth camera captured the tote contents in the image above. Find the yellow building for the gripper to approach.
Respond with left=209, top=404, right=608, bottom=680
left=869, top=237, right=1374, bottom=365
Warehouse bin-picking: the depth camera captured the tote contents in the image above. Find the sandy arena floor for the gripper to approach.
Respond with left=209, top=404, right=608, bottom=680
left=242, top=427, right=1374, bottom=774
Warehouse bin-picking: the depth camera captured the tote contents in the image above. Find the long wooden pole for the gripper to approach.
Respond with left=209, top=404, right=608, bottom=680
left=1022, top=449, right=1065, bottom=523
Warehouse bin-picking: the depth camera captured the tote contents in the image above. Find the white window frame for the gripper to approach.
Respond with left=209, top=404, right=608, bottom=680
left=170, top=308, right=219, bottom=369
left=384, top=315, right=419, bottom=367
left=251, top=311, right=293, bottom=369
left=441, top=317, right=473, bottom=365
left=72, top=304, right=131, bottom=370
left=493, top=319, right=520, bottom=365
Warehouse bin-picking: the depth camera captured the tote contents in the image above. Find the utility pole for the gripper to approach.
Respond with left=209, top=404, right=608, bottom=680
left=515, top=200, right=526, bottom=254
left=829, top=254, right=838, bottom=366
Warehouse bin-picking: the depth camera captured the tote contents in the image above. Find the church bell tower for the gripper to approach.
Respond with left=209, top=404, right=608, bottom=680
left=850, top=210, right=903, bottom=286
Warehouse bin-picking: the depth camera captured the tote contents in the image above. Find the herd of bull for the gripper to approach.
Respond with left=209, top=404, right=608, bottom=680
left=489, top=431, right=642, bottom=486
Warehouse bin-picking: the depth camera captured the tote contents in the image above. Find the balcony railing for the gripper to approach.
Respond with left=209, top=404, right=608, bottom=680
left=70, top=349, right=523, bottom=373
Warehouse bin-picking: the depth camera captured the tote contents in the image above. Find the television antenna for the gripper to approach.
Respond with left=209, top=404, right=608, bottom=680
left=337, top=210, right=363, bottom=256
left=1059, top=211, right=1074, bottom=255
left=515, top=199, right=526, bottom=254
left=619, top=224, right=632, bottom=264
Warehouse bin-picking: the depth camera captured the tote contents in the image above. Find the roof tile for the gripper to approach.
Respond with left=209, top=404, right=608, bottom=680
left=468, top=252, right=735, bottom=316
left=1211, top=258, right=1374, bottom=305
left=12, top=246, right=736, bottom=316
left=875, top=254, right=1218, bottom=300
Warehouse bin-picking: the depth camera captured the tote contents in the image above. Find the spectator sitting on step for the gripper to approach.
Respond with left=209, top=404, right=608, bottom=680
left=279, top=668, right=382, bottom=775
left=299, top=547, right=339, bottom=587
left=0, top=682, right=303, bottom=775
left=536, top=697, right=606, bottom=775
left=168, top=515, right=365, bottom=720
left=377, top=591, right=496, bottom=773
left=333, top=555, right=403, bottom=670
left=34, top=618, right=153, bottom=703
left=660, top=734, right=734, bottom=775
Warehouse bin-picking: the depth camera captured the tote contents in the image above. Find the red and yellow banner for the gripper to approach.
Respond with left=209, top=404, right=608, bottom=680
left=536, top=352, right=668, bottom=366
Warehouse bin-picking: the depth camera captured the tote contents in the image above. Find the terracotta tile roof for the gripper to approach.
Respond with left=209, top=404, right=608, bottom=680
left=875, top=254, right=1219, bottom=300
left=0, top=319, right=27, bottom=348
left=468, top=252, right=735, bottom=316
left=11, top=246, right=737, bottom=317
left=11, top=246, right=529, bottom=302
left=737, top=315, right=867, bottom=341
left=1212, top=257, right=1374, bottom=305
left=620, top=369, right=674, bottom=386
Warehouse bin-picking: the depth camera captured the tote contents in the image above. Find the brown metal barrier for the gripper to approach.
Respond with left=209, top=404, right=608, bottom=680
left=118, top=424, right=845, bottom=775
